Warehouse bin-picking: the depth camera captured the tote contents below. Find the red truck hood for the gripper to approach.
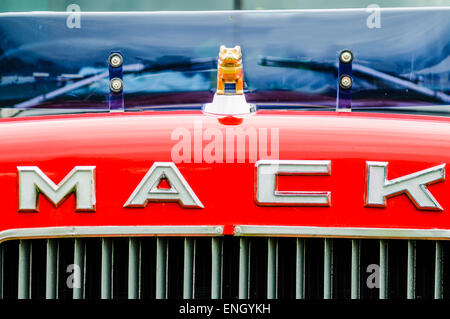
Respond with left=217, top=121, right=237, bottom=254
left=0, top=110, right=450, bottom=240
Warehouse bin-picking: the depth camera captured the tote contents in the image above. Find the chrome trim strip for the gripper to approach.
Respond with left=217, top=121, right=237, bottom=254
left=0, top=225, right=224, bottom=243
left=4, top=225, right=449, bottom=241
left=234, top=225, right=450, bottom=239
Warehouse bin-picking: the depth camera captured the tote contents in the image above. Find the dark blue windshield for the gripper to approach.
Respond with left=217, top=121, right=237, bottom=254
left=0, top=8, right=449, bottom=111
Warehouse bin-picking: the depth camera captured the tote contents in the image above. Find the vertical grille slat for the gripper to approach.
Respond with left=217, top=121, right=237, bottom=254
left=350, top=239, right=360, bottom=299
left=351, top=239, right=360, bottom=299
left=156, top=237, right=167, bottom=299
left=211, top=237, right=222, bottom=299
left=407, top=240, right=416, bottom=299
left=192, top=238, right=196, bottom=298
left=435, top=241, right=443, bottom=299
left=73, top=239, right=85, bottom=299
left=128, top=238, right=140, bottom=299
left=18, top=240, right=30, bottom=299
left=183, top=238, right=194, bottom=299
left=323, top=238, right=333, bottom=299
left=238, top=237, right=249, bottom=299
left=267, top=238, right=277, bottom=299
left=379, top=239, right=388, bottom=299
left=0, top=244, right=3, bottom=299
left=295, top=238, right=305, bottom=299
left=46, top=239, right=57, bottom=299
left=101, top=238, right=112, bottom=299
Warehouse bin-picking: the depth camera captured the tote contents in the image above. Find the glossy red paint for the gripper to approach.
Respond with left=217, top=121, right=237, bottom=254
left=0, top=110, right=450, bottom=237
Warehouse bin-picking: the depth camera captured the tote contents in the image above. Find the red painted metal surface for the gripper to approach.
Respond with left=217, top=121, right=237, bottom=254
left=0, top=110, right=449, bottom=236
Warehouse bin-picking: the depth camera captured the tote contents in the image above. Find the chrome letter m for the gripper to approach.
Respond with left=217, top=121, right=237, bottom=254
left=18, top=166, right=96, bottom=212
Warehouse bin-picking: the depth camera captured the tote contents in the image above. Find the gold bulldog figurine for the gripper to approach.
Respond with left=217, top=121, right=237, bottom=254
left=216, top=45, right=244, bottom=95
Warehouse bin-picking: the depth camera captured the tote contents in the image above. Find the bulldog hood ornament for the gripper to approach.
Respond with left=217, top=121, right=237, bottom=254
left=203, top=45, right=256, bottom=115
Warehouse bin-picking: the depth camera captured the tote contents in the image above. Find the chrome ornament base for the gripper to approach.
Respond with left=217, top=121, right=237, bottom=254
left=203, top=93, right=256, bottom=115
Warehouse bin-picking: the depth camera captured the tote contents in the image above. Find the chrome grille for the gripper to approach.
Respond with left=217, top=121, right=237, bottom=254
left=0, top=237, right=448, bottom=299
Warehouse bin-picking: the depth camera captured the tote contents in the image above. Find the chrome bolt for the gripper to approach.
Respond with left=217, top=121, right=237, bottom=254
left=339, top=50, right=353, bottom=64
left=339, top=75, right=352, bottom=89
left=109, top=78, right=123, bottom=93
left=108, top=53, right=123, bottom=68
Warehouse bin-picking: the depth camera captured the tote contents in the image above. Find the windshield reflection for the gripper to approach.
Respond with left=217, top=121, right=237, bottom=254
left=0, top=8, right=449, bottom=112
